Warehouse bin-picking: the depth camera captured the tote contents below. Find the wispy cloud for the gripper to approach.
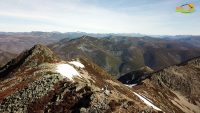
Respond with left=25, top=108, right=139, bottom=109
left=0, top=0, right=199, bottom=35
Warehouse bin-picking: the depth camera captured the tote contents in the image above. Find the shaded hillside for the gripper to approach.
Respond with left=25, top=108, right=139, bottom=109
left=0, top=50, right=16, bottom=68
left=178, top=36, right=200, bottom=47
left=121, top=57, right=200, bottom=113
left=166, top=36, right=200, bottom=48
left=49, top=36, right=200, bottom=76
left=150, top=57, right=200, bottom=107
left=49, top=36, right=122, bottom=76
left=0, top=44, right=192, bottom=113
left=118, top=66, right=153, bottom=84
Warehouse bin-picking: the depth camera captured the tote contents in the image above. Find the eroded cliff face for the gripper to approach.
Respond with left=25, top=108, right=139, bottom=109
left=0, top=44, right=198, bottom=113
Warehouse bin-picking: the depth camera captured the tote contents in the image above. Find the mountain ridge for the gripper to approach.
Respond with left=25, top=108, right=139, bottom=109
left=0, top=44, right=161, bottom=112
left=1, top=44, right=199, bottom=112
left=150, top=56, right=200, bottom=102
left=49, top=35, right=200, bottom=77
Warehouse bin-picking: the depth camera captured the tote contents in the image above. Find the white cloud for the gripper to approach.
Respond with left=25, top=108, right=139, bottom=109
left=0, top=0, right=199, bottom=35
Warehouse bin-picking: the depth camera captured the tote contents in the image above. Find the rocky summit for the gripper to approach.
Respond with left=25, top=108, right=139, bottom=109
left=0, top=44, right=199, bottom=113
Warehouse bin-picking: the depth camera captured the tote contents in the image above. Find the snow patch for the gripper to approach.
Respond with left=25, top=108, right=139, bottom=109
left=125, top=84, right=137, bottom=88
left=56, top=64, right=82, bottom=81
left=69, top=61, right=85, bottom=68
left=133, top=92, right=162, bottom=111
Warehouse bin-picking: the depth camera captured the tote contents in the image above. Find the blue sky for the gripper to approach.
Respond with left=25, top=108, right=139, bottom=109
left=0, top=0, right=199, bottom=35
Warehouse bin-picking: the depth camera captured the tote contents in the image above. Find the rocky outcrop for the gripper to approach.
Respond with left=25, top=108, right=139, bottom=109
left=118, top=57, right=200, bottom=113
left=151, top=57, right=200, bottom=102
left=146, top=57, right=200, bottom=113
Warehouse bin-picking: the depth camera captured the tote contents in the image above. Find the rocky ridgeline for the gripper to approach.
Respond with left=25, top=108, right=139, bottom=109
left=0, top=45, right=154, bottom=113
left=0, top=44, right=199, bottom=113
left=0, top=74, right=62, bottom=112
left=149, top=57, right=200, bottom=112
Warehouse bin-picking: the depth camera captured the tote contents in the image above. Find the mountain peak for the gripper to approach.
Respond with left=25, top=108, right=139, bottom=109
left=0, top=44, right=61, bottom=78
left=31, top=44, right=48, bottom=51
left=74, top=35, right=99, bottom=42
left=27, top=44, right=61, bottom=63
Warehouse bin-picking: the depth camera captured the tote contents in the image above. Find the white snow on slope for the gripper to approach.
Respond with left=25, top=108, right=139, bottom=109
left=69, top=61, right=85, bottom=68
left=125, top=84, right=137, bottom=88
left=56, top=64, right=82, bottom=81
left=133, top=92, right=162, bottom=111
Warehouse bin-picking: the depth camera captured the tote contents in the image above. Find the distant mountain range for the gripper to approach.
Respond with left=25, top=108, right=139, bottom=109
left=0, top=31, right=146, bottom=38
left=1, top=31, right=199, bottom=39
left=0, top=32, right=200, bottom=77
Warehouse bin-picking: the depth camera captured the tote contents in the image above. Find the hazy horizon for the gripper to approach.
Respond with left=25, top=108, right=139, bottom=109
left=0, top=0, right=200, bottom=35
